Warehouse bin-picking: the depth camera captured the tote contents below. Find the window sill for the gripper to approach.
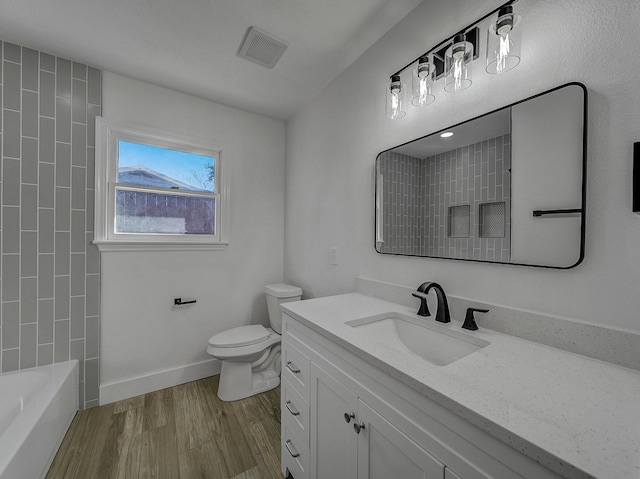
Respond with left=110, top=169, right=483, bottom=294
left=93, top=240, right=228, bottom=252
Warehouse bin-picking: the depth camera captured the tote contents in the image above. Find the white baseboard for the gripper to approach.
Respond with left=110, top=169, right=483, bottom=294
left=99, top=358, right=222, bottom=405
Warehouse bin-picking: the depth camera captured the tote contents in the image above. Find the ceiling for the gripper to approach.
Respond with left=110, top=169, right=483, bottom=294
left=0, top=0, right=422, bottom=120
left=393, top=108, right=511, bottom=158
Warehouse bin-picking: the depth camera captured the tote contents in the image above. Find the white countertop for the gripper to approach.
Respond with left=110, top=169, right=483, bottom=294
left=281, top=293, right=640, bottom=479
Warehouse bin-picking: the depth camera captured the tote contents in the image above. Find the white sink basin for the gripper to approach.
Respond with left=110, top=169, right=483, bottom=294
left=346, top=313, right=490, bottom=366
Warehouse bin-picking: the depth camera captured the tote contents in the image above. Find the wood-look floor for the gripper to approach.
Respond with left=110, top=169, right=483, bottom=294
left=46, top=375, right=282, bottom=479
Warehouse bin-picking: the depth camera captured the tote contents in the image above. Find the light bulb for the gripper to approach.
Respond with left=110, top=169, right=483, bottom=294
left=496, top=31, right=512, bottom=73
left=453, top=53, right=465, bottom=91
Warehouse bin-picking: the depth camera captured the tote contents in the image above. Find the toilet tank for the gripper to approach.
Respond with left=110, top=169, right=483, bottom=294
left=264, top=283, right=302, bottom=334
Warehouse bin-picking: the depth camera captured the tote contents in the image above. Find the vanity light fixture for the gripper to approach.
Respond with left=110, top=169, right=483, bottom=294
left=444, top=34, right=473, bottom=92
left=386, top=75, right=406, bottom=119
left=412, top=55, right=436, bottom=107
left=385, top=0, right=522, bottom=119
left=486, top=6, right=522, bottom=74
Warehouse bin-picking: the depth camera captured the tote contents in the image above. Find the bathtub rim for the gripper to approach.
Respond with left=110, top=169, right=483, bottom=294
left=0, top=360, right=79, bottom=479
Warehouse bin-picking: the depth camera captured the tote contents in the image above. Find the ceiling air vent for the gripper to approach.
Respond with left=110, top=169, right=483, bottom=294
left=238, top=27, right=288, bottom=69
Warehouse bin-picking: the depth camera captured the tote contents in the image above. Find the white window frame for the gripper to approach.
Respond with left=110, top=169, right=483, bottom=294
left=94, top=117, right=230, bottom=251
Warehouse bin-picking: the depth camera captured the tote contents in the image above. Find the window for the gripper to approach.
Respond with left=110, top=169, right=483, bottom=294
left=95, top=118, right=229, bottom=250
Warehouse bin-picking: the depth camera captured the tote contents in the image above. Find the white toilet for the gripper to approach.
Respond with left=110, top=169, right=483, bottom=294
left=207, top=283, right=302, bottom=401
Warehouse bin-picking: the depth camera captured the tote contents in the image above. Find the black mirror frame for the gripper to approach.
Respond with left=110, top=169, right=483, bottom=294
left=374, top=82, right=588, bottom=269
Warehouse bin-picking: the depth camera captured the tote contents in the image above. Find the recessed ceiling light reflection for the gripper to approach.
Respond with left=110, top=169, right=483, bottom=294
left=440, top=132, right=454, bottom=138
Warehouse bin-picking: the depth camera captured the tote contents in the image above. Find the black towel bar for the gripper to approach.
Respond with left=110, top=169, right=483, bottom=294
left=532, top=208, right=582, bottom=217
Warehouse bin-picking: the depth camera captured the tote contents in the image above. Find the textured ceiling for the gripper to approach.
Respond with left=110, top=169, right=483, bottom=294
left=0, top=0, right=422, bottom=120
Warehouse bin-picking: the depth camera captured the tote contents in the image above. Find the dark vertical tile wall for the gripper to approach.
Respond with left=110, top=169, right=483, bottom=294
left=378, top=151, right=423, bottom=255
left=379, top=134, right=511, bottom=262
left=424, top=134, right=511, bottom=262
left=0, top=41, right=101, bottom=409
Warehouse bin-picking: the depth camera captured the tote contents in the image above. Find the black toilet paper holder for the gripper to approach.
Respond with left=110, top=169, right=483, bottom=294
left=174, top=298, right=197, bottom=306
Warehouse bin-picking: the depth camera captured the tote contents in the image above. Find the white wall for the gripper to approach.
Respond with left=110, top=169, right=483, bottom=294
left=510, top=85, right=584, bottom=266
left=284, top=0, right=640, bottom=332
left=100, top=73, right=286, bottom=401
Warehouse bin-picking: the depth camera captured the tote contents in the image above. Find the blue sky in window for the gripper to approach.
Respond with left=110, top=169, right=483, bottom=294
left=118, top=141, right=215, bottom=192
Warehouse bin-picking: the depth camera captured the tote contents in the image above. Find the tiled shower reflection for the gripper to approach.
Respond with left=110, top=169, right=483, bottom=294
left=378, top=134, right=511, bottom=262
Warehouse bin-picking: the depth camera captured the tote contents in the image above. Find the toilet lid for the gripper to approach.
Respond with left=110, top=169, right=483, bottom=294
left=264, top=283, right=302, bottom=298
left=208, top=325, right=270, bottom=348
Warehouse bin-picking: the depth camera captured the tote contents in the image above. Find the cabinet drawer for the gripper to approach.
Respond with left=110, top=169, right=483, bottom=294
left=282, top=452, right=306, bottom=479
left=282, top=378, right=310, bottom=441
left=282, top=340, right=310, bottom=400
left=282, top=421, right=309, bottom=479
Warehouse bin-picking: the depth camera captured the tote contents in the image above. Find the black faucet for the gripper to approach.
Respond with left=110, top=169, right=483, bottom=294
left=412, top=282, right=450, bottom=323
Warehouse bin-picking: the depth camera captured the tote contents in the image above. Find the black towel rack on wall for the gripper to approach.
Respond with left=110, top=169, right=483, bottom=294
left=532, top=208, right=582, bottom=217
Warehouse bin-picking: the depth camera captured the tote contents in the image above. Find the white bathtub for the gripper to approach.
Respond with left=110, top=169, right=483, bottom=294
left=0, top=360, right=79, bottom=479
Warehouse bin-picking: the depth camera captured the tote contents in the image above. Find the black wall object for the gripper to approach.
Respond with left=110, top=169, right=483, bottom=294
left=635, top=142, right=640, bottom=213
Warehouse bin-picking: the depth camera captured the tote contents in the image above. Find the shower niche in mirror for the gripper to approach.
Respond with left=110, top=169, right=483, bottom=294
left=375, top=83, right=586, bottom=269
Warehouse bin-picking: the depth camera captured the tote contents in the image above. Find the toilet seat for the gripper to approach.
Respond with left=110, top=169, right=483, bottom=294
left=207, top=325, right=281, bottom=360
left=209, top=325, right=270, bottom=348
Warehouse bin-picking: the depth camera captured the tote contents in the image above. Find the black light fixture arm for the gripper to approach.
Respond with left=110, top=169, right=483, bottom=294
left=390, top=0, right=518, bottom=79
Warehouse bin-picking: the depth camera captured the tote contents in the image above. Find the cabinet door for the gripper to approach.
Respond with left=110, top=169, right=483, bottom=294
left=357, top=401, right=445, bottom=479
left=309, top=363, right=358, bottom=479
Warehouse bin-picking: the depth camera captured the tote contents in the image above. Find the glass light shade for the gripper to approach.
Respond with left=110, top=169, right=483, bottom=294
left=444, top=35, right=473, bottom=93
left=411, top=56, right=436, bottom=107
left=486, top=6, right=522, bottom=74
left=386, top=75, right=406, bottom=119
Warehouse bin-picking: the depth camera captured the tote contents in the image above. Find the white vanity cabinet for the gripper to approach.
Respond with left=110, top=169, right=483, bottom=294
left=280, top=313, right=561, bottom=479
left=310, top=361, right=445, bottom=479
left=309, top=362, right=358, bottom=478
left=356, top=400, right=446, bottom=479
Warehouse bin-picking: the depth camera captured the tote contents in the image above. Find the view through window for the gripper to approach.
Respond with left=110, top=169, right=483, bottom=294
left=115, top=141, right=216, bottom=235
